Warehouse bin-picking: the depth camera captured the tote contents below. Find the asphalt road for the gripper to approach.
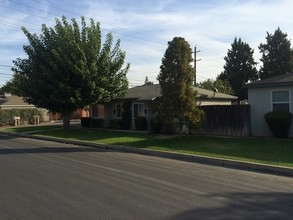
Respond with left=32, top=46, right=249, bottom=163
left=1, top=133, right=293, bottom=220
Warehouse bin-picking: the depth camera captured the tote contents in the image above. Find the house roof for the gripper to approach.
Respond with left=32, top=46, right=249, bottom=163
left=0, top=94, right=34, bottom=108
left=244, top=72, right=293, bottom=88
left=120, top=84, right=237, bottom=101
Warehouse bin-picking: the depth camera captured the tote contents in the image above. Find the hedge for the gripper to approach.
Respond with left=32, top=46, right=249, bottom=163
left=264, top=111, right=292, bottom=138
left=0, top=108, right=44, bottom=126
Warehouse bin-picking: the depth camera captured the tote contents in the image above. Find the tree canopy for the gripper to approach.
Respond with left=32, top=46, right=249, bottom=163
left=157, top=37, right=204, bottom=133
left=12, top=16, right=129, bottom=128
left=259, top=27, right=293, bottom=79
left=198, top=79, right=233, bottom=95
left=218, top=37, right=258, bottom=100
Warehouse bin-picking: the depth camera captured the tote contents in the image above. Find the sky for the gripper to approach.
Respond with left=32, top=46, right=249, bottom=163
left=1, top=0, right=293, bottom=87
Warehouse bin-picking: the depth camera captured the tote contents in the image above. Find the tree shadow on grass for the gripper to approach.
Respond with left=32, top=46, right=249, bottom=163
left=169, top=192, right=293, bottom=220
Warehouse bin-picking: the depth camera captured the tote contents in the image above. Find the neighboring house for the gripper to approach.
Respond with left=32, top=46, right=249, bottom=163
left=0, top=93, right=49, bottom=121
left=0, top=93, right=35, bottom=109
left=90, top=84, right=237, bottom=129
left=245, top=73, right=293, bottom=137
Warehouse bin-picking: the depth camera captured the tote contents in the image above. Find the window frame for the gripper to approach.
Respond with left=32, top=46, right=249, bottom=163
left=270, top=89, right=291, bottom=112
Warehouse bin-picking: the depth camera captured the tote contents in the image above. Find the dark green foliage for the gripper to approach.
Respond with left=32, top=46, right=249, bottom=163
left=218, top=37, right=258, bottom=100
left=259, top=28, right=293, bottom=79
left=157, top=37, right=204, bottom=132
left=150, top=116, right=163, bottom=133
left=162, top=121, right=176, bottom=134
left=109, top=119, right=123, bottom=129
left=264, top=111, right=292, bottom=138
left=135, top=116, right=148, bottom=130
left=12, top=16, right=129, bottom=129
left=122, top=101, right=131, bottom=130
left=81, top=117, right=91, bottom=128
left=0, top=108, right=44, bottom=126
left=92, top=118, right=104, bottom=128
left=80, top=117, right=104, bottom=128
left=0, top=81, right=16, bottom=94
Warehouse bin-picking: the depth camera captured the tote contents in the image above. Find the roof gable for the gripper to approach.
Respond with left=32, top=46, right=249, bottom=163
left=0, top=95, right=34, bottom=107
left=245, top=73, right=293, bottom=88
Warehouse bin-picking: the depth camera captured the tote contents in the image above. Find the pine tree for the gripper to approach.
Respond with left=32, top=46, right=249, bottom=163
left=218, top=37, right=258, bottom=100
left=157, top=37, right=204, bottom=133
left=259, top=27, right=293, bottom=79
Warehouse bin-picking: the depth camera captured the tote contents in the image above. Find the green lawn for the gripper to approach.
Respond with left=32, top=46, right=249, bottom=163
left=2, top=125, right=293, bottom=167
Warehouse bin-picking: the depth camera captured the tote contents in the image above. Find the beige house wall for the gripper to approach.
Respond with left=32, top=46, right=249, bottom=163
left=248, top=86, right=293, bottom=137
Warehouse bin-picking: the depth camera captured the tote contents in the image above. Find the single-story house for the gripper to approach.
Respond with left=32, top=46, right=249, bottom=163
left=245, top=73, right=293, bottom=137
left=90, top=84, right=237, bottom=129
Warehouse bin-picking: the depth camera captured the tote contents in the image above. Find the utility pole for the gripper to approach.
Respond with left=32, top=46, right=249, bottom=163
left=194, top=46, right=201, bottom=86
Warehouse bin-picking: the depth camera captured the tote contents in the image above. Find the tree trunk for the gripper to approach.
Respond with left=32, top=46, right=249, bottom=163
left=62, top=113, right=71, bottom=130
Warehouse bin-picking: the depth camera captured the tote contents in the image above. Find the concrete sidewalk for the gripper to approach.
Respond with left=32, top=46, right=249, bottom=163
left=1, top=131, right=293, bottom=177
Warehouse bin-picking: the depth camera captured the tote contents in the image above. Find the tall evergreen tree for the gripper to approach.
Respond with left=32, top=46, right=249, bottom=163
left=259, top=27, right=293, bottom=79
left=218, top=37, right=258, bottom=100
left=12, top=16, right=129, bottom=129
left=157, top=37, right=204, bottom=133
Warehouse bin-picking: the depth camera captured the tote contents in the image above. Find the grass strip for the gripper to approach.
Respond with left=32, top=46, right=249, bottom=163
left=24, top=128, right=293, bottom=168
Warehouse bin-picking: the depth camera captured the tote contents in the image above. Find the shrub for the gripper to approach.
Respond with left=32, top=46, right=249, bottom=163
left=135, top=116, right=148, bottom=130
left=92, top=118, right=104, bottom=128
left=264, top=111, right=293, bottom=138
left=163, top=120, right=176, bottom=134
left=109, top=119, right=123, bottom=129
left=81, top=117, right=91, bottom=128
left=150, top=116, right=163, bottom=133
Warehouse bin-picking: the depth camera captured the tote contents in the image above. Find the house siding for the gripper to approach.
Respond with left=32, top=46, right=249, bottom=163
left=248, top=86, right=293, bottom=137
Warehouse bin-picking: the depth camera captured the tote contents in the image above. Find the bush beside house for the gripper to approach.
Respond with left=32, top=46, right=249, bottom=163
left=135, top=116, right=148, bottom=130
left=264, top=111, right=293, bottom=138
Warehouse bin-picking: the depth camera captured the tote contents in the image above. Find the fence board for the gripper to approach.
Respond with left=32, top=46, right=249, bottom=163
left=191, top=105, right=250, bottom=137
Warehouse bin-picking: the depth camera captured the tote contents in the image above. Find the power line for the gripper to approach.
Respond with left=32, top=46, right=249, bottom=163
left=0, top=64, right=13, bottom=68
left=3, top=1, right=166, bottom=48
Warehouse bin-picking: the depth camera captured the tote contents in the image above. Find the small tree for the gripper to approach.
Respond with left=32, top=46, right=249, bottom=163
left=144, top=76, right=153, bottom=85
left=259, top=27, right=293, bottom=79
left=218, top=37, right=258, bottom=100
left=12, top=16, right=129, bottom=129
left=157, top=37, right=204, bottom=134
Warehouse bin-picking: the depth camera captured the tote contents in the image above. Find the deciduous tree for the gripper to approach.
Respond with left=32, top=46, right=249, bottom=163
left=12, top=16, right=129, bottom=129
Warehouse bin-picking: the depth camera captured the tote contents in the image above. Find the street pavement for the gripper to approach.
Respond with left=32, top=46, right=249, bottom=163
left=1, top=133, right=293, bottom=220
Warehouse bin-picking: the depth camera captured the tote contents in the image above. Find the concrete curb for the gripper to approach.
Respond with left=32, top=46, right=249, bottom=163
left=1, top=131, right=293, bottom=177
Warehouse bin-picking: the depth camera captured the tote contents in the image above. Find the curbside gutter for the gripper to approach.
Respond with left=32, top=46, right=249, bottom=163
left=1, top=131, right=293, bottom=177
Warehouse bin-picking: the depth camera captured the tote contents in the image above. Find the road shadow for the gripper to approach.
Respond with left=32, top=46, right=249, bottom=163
left=0, top=146, right=110, bottom=155
left=169, top=192, right=293, bottom=220
left=0, top=133, right=17, bottom=140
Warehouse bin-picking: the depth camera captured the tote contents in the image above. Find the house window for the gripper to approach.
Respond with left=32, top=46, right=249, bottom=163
left=134, top=103, right=144, bottom=118
left=116, top=104, right=122, bottom=118
left=272, top=90, right=290, bottom=112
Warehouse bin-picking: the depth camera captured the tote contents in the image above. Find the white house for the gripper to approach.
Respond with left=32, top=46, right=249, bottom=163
left=245, top=73, right=293, bottom=137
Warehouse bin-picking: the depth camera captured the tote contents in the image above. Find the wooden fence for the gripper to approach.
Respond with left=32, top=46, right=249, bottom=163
left=191, top=105, right=251, bottom=137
